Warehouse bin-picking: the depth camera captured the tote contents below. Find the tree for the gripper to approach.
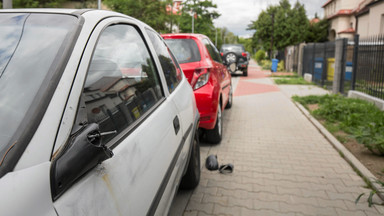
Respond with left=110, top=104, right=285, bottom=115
left=248, top=0, right=310, bottom=54
left=306, top=18, right=329, bottom=43
left=178, top=0, right=220, bottom=41
left=104, top=0, right=168, bottom=32
left=12, top=0, right=66, bottom=8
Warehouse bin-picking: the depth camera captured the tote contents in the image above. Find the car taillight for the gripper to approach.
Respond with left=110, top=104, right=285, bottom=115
left=220, top=52, right=224, bottom=56
left=242, top=52, right=247, bottom=57
left=193, top=68, right=210, bottom=90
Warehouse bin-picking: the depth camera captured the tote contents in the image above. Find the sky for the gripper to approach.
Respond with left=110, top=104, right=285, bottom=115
left=211, top=0, right=326, bottom=38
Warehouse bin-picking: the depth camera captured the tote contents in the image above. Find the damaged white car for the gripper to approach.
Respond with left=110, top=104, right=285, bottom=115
left=0, top=9, right=200, bottom=216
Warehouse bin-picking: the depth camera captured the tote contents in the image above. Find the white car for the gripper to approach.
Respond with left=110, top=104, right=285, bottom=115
left=0, top=9, right=200, bottom=216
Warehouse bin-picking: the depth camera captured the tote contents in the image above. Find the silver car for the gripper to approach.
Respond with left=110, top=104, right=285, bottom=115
left=0, top=9, right=200, bottom=215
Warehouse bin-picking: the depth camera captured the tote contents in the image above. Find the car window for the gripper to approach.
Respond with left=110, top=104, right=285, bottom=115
left=75, top=24, right=163, bottom=145
left=146, top=30, right=182, bottom=93
left=203, top=38, right=222, bottom=63
left=221, top=45, right=244, bottom=53
left=164, top=39, right=201, bottom=64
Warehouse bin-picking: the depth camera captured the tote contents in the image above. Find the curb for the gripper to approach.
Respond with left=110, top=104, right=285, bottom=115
left=294, top=102, right=384, bottom=202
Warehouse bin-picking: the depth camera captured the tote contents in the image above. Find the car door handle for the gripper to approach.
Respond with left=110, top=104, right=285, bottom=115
left=173, top=116, right=180, bottom=135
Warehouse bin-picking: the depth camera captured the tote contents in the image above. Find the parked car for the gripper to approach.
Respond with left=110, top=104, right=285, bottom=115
left=0, top=9, right=200, bottom=216
left=220, top=44, right=249, bottom=76
left=162, top=33, right=232, bottom=144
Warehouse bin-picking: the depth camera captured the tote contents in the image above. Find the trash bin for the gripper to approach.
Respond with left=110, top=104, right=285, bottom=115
left=271, top=59, right=279, bottom=72
left=314, top=57, right=323, bottom=81
left=345, top=62, right=352, bottom=81
left=327, top=58, right=335, bottom=81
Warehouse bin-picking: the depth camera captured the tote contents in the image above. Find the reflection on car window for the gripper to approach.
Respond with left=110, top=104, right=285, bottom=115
left=146, top=30, right=181, bottom=93
left=78, top=24, right=163, bottom=145
left=203, top=38, right=222, bottom=63
left=0, top=13, right=78, bottom=157
left=165, top=39, right=201, bottom=64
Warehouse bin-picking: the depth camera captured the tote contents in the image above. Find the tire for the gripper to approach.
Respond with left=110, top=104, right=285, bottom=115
left=225, top=85, right=233, bottom=109
left=225, top=52, right=237, bottom=64
left=179, top=132, right=200, bottom=190
left=243, top=68, right=248, bottom=76
left=206, top=103, right=222, bottom=144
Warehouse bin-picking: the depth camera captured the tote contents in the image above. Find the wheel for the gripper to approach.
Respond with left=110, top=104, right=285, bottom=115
left=206, top=103, right=222, bottom=144
left=225, top=85, right=233, bottom=109
left=243, top=68, right=248, bottom=76
left=179, top=132, right=200, bottom=190
left=225, top=52, right=237, bottom=64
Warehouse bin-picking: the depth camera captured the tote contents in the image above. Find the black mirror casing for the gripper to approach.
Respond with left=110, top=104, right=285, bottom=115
left=50, top=123, right=113, bottom=200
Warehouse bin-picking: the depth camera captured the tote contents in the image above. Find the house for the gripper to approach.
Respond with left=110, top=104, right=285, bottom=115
left=322, top=0, right=377, bottom=40
left=355, top=0, right=384, bottom=37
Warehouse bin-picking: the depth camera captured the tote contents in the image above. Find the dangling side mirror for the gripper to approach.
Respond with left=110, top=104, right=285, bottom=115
left=50, top=123, right=114, bottom=200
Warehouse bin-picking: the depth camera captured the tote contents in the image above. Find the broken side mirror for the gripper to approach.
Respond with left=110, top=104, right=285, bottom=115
left=50, top=123, right=114, bottom=200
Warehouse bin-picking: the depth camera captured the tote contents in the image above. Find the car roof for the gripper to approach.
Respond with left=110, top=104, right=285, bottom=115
left=161, top=33, right=207, bottom=40
left=0, top=8, right=88, bottom=15
left=0, top=8, right=151, bottom=31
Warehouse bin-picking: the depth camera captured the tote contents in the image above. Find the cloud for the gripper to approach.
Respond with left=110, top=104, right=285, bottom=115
left=211, top=0, right=325, bottom=36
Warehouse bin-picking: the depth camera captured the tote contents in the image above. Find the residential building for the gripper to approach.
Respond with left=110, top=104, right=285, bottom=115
left=165, top=0, right=183, bottom=33
left=356, top=0, right=384, bottom=37
left=322, top=0, right=377, bottom=40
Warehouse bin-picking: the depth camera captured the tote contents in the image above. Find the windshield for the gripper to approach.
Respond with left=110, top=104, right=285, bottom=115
left=165, top=39, right=201, bottom=64
left=0, top=13, right=78, bottom=159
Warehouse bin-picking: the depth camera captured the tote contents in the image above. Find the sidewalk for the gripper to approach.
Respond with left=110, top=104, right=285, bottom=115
left=182, top=60, right=384, bottom=216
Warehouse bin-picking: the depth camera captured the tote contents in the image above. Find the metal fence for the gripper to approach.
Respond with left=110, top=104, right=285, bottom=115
left=302, top=41, right=337, bottom=90
left=353, top=35, right=384, bottom=100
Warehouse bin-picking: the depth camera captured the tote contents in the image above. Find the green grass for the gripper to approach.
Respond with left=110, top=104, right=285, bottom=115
left=270, top=73, right=299, bottom=78
left=293, top=94, right=384, bottom=155
left=274, top=77, right=313, bottom=85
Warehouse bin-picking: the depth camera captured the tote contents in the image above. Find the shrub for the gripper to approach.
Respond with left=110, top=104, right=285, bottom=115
left=277, top=60, right=284, bottom=72
left=293, top=94, right=384, bottom=155
left=255, top=49, right=266, bottom=63
left=260, top=60, right=272, bottom=70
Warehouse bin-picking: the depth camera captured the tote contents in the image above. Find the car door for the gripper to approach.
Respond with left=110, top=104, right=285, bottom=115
left=52, top=17, right=184, bottom=216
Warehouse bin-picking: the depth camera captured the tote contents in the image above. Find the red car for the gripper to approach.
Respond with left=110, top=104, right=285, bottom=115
left=162, top=33, right=232, bottom=144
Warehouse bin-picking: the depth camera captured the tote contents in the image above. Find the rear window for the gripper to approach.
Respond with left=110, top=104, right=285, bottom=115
left=165, top=39, right=201, bottom=64
left=221, top=45, right=244, bottom=53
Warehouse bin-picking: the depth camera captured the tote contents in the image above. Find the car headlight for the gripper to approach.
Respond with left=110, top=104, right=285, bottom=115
left=194, top=72, right=210, bottom=90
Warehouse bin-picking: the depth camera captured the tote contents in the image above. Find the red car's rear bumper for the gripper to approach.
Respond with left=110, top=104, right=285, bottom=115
left=194, top=83, right=219, bottom=130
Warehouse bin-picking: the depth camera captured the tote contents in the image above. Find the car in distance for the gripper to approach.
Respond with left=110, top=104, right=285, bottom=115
left=162, top=33, right=232, bottom=144
left=220, top=44, right=249, bottom=76
left=0, top=9, right=200, bottom=216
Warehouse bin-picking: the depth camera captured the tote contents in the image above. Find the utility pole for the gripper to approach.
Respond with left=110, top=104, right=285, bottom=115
left=3, top=0, right=13, bottom=9
left=98, top=0, right=101, bottom=9
left=191, top=11, right=194, bottom=33
left=215, top=27, right=218, bottom=47
left=270, top=13, right=274, bottom=59
left=170, top=0, right=174, bottom=33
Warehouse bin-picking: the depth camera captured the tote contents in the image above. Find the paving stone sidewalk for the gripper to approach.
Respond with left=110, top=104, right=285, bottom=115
left=183, top=60, right=383, bottom=216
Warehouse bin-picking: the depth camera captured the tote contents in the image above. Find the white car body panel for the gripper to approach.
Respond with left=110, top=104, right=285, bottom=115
left=0, top=162, right=56, bottom=216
